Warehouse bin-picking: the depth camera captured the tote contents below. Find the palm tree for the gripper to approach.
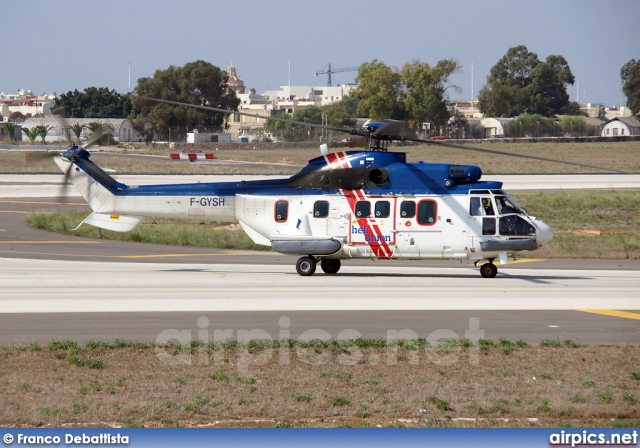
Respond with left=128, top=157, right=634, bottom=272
left=69, top=122, right=86, bottom=144
left=4, top=122, right=17, bottom=144
left=85, top=121, right=114, bottom=146
left=35, top=124, right=52, bottom=144
left=22, top=127, right=39, bottom=145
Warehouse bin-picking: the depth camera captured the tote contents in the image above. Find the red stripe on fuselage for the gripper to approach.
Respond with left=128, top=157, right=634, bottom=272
left=343, top=189, right=394, bottom=259
left=325, top=151, right=394, bottom=258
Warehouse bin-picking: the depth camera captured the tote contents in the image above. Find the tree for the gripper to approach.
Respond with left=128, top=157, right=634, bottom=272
left=324, top=103, right=355, bottom=128
left=621, top=59, right=640, bottom=115
left=10, top=111, right=26, bottom=122
left=4, top=122, right=17, bottom=144
left=506, top=114, right=556, bottom=137
left=35, top=124, right=51, bottom=144
left=264, top=111, right=291, bottom=140
left=130, top=60, right=240, bottom=142
left=53, top=87, right=133, bottom=118
left=70, top=123, right=86, bottom=144
left=401, top=59, right=460, bottom=133
left=87, top=121, right=114, bottom=145
left=528, top=55, right=575, bottom=116
left=353, top=60, right=405, bottom=120
left=558, top=116, right=590, bottom=137
left=478, top=45, right=574, bottom=118
left=339, top=95, right=360, bottom=118
left=22, top=127, right=39, bottom=144
left=445, top=113, right=468, bottom=139
left=287, top=106, right=324, bottom=141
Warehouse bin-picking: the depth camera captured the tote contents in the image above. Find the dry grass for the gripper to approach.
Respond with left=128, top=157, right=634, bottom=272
left=3, top=140, right=640, bottom=174
left=1, top=341, right=638, bottom=428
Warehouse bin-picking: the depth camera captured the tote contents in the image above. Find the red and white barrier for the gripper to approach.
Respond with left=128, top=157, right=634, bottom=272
left=169, top=153, right=215, bottom=161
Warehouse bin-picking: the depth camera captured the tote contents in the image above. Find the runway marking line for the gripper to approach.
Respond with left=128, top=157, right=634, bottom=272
left=120, top=253, right=248, bottom=259
left=0, top=241, right=101, bottom=244
left=579, top=309, right=640, bottom=320
left=0, top=200, right=85, bottom=206
left=505, top=259, right=544, bottom=265
left=0, top=249, right=245, bottom=259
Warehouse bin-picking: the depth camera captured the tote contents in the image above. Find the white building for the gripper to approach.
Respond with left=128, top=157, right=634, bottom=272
left=263, top=84, right=357, bottom=113
left=1, top=90, right=57, bottom=118
left=601, top=117, right=640, bottom=137
left=480, top=117, right=513, bottom=137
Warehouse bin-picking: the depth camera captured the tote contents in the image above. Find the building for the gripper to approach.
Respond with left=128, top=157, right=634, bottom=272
left=20, top=117, right=140, bottom=143
left=0, top=90, right=57, bottom=118
left=605, top=106, right=634, bottom=120
left=601, top=117, right=640, bottom=137
left=448, top=100, right=483, bottom=119
left=580, top=103, right=606, bottom=118
left=480, top=117, right=513, bottom=137
left=263, top=84, right=357, bottom=112
left=226, top=64, right=246, bottom=95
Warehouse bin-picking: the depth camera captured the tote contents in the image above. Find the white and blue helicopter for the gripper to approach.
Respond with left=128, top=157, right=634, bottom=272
left=53, top=98, right=619, bottom=278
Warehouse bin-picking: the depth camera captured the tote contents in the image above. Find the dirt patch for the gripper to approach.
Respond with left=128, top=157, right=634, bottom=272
left=1, top=344, right=638, bottom=428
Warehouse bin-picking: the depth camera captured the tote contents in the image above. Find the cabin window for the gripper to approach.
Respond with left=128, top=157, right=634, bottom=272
left=313, top=200, right=329, bottom=218
left=374, top=200, right=391, bottom=218
left=400, top=201, right=416, bottom=218
left=417, top=200, right=437, bottom=226
left=355, top=201, right=371, bottom=218
left=274, top=200, right=288, bottom=222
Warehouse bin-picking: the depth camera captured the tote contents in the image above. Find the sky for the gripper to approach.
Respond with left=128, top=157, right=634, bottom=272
left=2, top=0, right=638, bottom=108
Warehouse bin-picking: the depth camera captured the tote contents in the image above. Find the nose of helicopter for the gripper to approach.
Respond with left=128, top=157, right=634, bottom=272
left=535, top=220, right=554, bottom=246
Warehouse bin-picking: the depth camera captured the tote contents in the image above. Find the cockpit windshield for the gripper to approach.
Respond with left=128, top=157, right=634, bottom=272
left=494, top=195, right=526, bottom=215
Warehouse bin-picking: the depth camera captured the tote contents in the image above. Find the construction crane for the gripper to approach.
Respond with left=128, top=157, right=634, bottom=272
left=314, top=63, right=359, bottom=87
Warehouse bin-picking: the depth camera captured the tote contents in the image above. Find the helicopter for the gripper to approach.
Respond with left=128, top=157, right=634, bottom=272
left=52, top=98, right=624, bottom=278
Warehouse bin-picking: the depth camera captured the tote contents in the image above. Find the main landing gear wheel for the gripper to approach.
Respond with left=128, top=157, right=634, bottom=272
left=296, top=256, right=317, bottom=276
left=320, top=258, right=341, bottom=274
left=480, top=262, right=498, bottom=278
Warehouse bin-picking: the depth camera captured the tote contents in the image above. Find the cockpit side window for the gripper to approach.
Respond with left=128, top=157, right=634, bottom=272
left=469, top=197, right=494, bottom=216
left=495, top=195, right=521, bottom=215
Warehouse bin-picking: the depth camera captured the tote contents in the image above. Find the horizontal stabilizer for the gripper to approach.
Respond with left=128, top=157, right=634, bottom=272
left=77, top=212, right=144, bottom=232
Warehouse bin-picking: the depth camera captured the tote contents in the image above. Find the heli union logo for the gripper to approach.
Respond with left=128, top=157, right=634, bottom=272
left=351, top=225, right=391, bottom=242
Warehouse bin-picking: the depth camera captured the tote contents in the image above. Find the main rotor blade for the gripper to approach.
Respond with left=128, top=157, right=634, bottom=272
left=134, top=96, right=354, bottom=134
left=372, top=120, right=407, bottom=138
left=82, top=124, right=113, bottom=149
left=403, top=136, right=630, bottom=174
left=52, top=106, right=72, bottom=145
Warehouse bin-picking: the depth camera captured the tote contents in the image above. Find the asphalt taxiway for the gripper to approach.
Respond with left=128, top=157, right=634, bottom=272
left=0, top=174, right=638, bottom=346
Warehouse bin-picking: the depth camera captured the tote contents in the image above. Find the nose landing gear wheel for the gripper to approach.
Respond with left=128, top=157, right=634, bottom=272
left=296, top=256, right=317, bottom=276
left=480, top=262, right=498, bottom=278
left=320, top=258, right=341, bottom=274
